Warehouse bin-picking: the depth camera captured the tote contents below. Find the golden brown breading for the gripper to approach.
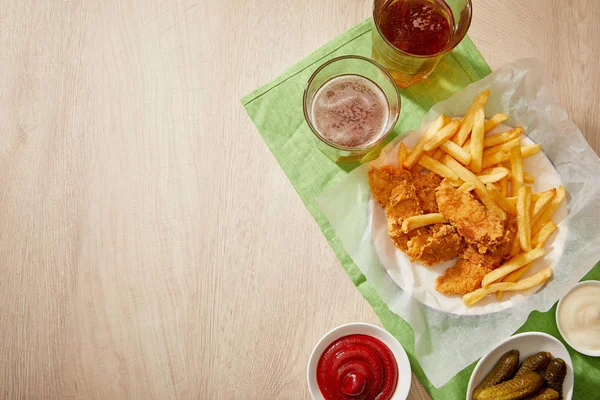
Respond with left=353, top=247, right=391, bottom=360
left=435, top=179, right=505, bottom=253
left=405, top=224, right=465, bottom=266
left=495, top=216, right=518, bottom=261
left=368, top=166, right=463, bottom=267
left=367, top=166, right=412, bottom=207
left=435, top=219, right=518, bottom=295
left=385, top=181, right=422, bottom=238
left=435, top=255, right=494, bottom=295
left=412, top=171, right=442, bottom=213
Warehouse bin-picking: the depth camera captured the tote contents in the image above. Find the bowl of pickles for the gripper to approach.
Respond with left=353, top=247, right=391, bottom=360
left=467, top=332, right=573, bottom=400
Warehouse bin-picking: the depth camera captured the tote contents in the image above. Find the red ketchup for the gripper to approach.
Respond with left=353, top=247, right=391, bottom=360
left=316, top=334, right=398, bottom=400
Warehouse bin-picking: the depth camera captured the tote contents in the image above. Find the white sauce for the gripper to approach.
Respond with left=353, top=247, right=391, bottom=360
left=558, top=285, right=600, bottom=351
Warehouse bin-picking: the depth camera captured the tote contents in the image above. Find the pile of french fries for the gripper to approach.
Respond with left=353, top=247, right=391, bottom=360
left=396, top=89, right=565, bottom=306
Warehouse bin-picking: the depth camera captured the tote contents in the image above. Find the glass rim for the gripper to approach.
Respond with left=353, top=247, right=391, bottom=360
left=372, top=0, right=473, bottom=59
left=302, top=55, right=400, bottom=152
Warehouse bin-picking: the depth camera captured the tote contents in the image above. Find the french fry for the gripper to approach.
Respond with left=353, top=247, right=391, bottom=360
left=455, top=89, right=490, bottom=145
left=465, top=267, right=552, bottom=306
left=510, top=230, right=522, bottom=257
left=480, top=150, right=507, bottom=169
left=439, top=140, right=471, bottom=165
left=462, top=138, right=471, bottom=152
left=480, top=164, right=509, bottom=173
left=455, top=114, right=474, bottom=146
left=404, top=114, right=451, bottom=169
left=484, top=113, right=509, bottom=133
left=531, top=189, right=556, bottom=226
left=432, top=148, right=445, bottom=161
left=510, top=145, right=524, bottom=194
left=500, top=177, right=509, bottom=197
left=483, top=127, right=523, bottom=148
left=458, top=182, right=476, bottom=192
left=524, top=172, right=535, bottom=184
left=482, top=144, right=541, bottom=169
left=506, top=189, right=553, bottom=206
left=532, top=185, right=565, bottom=235
left=486, top=182, right=517, bottom=215
left=469, top=108, right=485, bottom=173
left=532, top=221, right=558, bottom=248
left=423, top=120, right=461, bottom=151
left=484, top=138, right=521, bottom=159
left=517, top=186, right=532, bottom=251
left=477, top=167, right=510, bottom=184
left=504, top=263, right=533, bottom=283
left=482, top=248, right=545, bottom=287
left=397, top=142, right=407, bottom=168
left=497, top=262, right=539, bottom=300
left=448, top=178, right=464, bottom=187
left=402, top=213, right=448, bottom=232
left=443, top=156, right=507, bottom=220
left=520, top=144, right=541, bottom=157
left=418, top=155, right=459, bottom=181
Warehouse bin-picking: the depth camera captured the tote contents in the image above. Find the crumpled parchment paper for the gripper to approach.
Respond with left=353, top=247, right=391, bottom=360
left=317, top=58, right=600, bottom=387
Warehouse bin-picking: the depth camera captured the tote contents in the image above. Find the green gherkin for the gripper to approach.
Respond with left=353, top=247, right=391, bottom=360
left=544, top=358, right=566, bottom=400
left=526, top=388, right=559, bottom=400
left=477, top=371, right=544, bottom=400
left=473, top=349, right=520, bottom=399
left=515, top=352, right=552, bottom=377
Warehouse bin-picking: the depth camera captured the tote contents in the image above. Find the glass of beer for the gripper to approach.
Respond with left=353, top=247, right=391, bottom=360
left=303, top=55, right=400, bottom=163
left=372, top=0, right=472, bottom=88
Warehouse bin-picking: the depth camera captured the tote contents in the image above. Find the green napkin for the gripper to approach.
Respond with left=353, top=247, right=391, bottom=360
left=241, top=18, right=600, bottom=398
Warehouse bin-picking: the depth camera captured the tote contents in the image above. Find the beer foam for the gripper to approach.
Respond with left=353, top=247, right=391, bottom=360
left=311, top=75, right=390, bottom=148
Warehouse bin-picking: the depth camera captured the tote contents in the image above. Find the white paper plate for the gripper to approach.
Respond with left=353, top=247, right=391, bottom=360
left=466, top=332, right=573, bottom=400
left=372, top=123, right=568, bottom=316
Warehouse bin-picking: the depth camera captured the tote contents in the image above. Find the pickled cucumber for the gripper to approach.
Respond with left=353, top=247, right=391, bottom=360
left=477, top=371, right=544, bottom=400
left=515, top=352, right=552, bottom=377
left=544, top=358, right=566, bottom=400
left=526, top=388, right=559, bottom=400
left=473, top=349, right=520, bottom=399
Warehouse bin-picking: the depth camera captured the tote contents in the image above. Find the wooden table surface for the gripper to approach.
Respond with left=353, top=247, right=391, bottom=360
left=0, top=1, right=598, bottom=399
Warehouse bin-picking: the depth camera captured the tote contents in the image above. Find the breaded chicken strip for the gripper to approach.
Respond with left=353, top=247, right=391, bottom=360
left=368, top=166, right=412, bottom=207
left=385, top=181, right=422, bottom=238
left=494, top=216, right=518, bottom=261
left=406, top=224, right=465, bottom=266
left=435, top=218, right=518, bottom=295
left=435, top=255, right=494, bottom=295
left=435, top=179, right=504, bottom=253
left=412, top=171, right=442, bottom=213
left=368, top=166, right=464, bottom=266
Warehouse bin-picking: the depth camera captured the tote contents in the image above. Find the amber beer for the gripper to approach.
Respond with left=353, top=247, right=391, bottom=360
left=310, top=75, right=390, bottom=148
left=372, top=0, right=472, bottom=88
left=303, top=56, right=400, bottom=163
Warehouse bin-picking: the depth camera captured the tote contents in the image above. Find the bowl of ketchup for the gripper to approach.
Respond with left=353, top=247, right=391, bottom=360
left=307, top=323, right=412, bottom=400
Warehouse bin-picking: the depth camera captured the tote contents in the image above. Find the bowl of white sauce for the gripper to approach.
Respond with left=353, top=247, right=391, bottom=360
left=556, top=280, right=600, bottom=357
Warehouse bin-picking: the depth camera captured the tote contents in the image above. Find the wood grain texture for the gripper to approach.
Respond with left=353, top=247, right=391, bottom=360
left=0, top=0, right=597, bottom=399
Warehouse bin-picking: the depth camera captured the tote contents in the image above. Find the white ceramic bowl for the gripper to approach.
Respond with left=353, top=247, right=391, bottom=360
left=466, top=332, right=573, bottom=400
left=556, top=280, right=600, bottom=357
left=307, top=323, right=412, bottom=400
